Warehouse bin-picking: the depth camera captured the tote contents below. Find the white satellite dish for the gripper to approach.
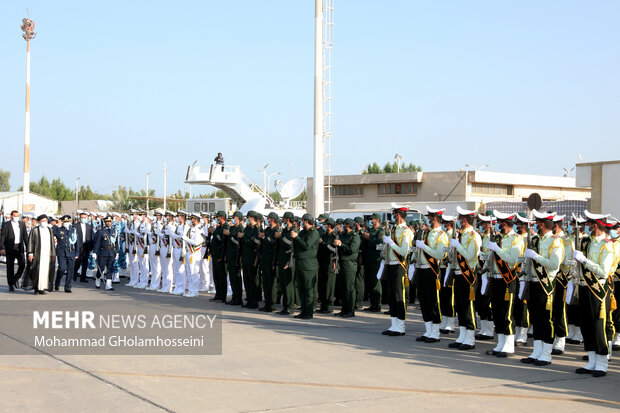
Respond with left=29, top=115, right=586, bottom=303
left=279, top=178, right=305, bottom=200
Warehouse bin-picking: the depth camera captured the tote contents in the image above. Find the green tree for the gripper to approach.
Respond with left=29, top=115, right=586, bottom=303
left=362, top=161, right=422, bottom=174
left=0, top=169, right=10, bottom=191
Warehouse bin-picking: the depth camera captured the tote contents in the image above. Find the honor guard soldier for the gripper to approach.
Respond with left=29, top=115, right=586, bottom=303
left=573, top=210, right=615, bottom=377
left=291, top=213, right=320, bottom=319
left=146, top=211, right=163, bottom=291
left=317, top=218, right=339, bottom=313
left=240, top=211, right=261, bottom=308
left=199, top=212, right=212, bottom=293
left=353, top=216, right=366, bottom=310
left=276, top=212, right=297, bottom=315
left=134, top=210, right=151, bottom=289
left=93, top=215, right=119, bottom=291
left=52, top=215, right=81, bottom=293
left=446, top=206, right=481, bottom=350
left=158, top=211, right=176, bottom=293
left=438, top=214, right=457, bottom=334
left=381, top=204, right=413, bottom=336
left=475, top=213, right=495, bottom=341
left=208, top=211, right=228, bottom=302
left=520, top=209, right=564, bottom=366
left=551, top=214, right=569, bottom=355
left=181, top=213, right=204, bottom=297
left=609, top=219, right=620, bottom=351
left=123, top=210, right=139, bottom=287
left=484, top=210, right=524, bottom=357
left=363, top=213, right=385, bottom=312
left=413, top=206, right=449, bottom=342
left=225, top=211, right=244, bottom=305
left=259, top=212, right=279, bottom=312
left=333, top=218, right=360, bottom=317
left=169, top=210, right=188, bottom=295
left=565, top=216, right=587, bottom=345
left=513, top=213, right=532, bottom=346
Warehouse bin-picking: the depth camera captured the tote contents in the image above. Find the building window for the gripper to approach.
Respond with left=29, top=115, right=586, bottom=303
left=331, top=185, right=364, bottom=197
left=378, top=183, right=418, bottom=195
left=209, top=203, right=215, bottom=212
left=194, top=203, right=201, bottom=212
left=201, top=203, right=208, bottom=212
left=472, top=183, right=511, bottom=196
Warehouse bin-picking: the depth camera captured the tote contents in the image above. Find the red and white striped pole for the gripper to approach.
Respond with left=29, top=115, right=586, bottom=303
left=21, top=18, right=36, bottom=208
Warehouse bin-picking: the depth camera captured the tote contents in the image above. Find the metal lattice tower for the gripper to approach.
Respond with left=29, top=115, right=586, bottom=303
left=322, top=0, right=334, bottom=213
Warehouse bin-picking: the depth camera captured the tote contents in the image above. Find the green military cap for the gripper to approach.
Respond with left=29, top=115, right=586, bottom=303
left=302, top=213, right=315, bottom=223
left=324, top=218, right=335, bottom=227
left=216, top=210, right=226, bottom=217
left=257, top=213, right=264, bottom=221
left=267, top=212, right=279, bottom=220
left=344, top=218, right=355, bottom=227
left=282, top=211, right=294, bottom=219
left=317, top=213, right=328, bottom=220
left=232, top=211, right=244, bottom=218
left=246, top=210, right=258, bottom=218
left=336, top=218, right=344, bottom=225
left=371, top=213, right=382, bottom=220
left=353, top=216, right=364, bottom=224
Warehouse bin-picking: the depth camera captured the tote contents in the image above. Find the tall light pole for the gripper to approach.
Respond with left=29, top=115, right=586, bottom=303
left=394, top=153, right=403, bottom=173
left=268, top=172, right=281, bottom=194
left=21, top=17, right=36, bottom=208
left=145, top=172, right=151, bottom=212
left=258, top=163, right=269, bottom=193
left=75, top=177, right=80, bottom=210
left=312, top=0, right=325, bottom=216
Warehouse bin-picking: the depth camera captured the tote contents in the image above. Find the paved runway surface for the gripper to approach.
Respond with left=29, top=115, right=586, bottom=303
left=0, top=267, right=619, bottom=413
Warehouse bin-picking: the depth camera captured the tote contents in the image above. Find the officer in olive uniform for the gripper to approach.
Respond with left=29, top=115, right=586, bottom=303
left=241, top=211, right=261, bottom=308
left=209, top=211, right=229, bottom=302
left=276, top=212, right=297, bottom=315
left=291, top=213, right=320, bottom=319
left=260, top=212, right=279, bottom=312
left=317, top=218, right=339, bottom=313
left=335, top=218, right=361, bottom=317
left=225, top=211, right=244, bottom=305
left=353, top=216, right=366, bottom=309
left=53, top=215, right=81, bottom=293
left=93, top=215, right=120, bottom=291
left=363, top=213, right=385, bottom=312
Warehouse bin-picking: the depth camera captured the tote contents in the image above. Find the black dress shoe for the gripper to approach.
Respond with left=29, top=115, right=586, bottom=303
left=278, top=310, right=291, bottom=315
left=448, top=342, right=463, bottom=348
left=316, top=309, right=332, bottom=314
left=495, top=352, right=509, bottom=358
left=247, top=304, right=258, bottom=309
left=80, top=278, right=88, bottom=283
left=486, top=349, right=499, bottom=356
left=521, top=357, right=536, bottom=364
left=592, top=370, right=607, bottom=377
left=368, top=306, right=381, bottom=313
left=38, top=290, right=46, bottom=295
left=575, top=367, right=593, bottom=374
left=416, top=335, right=428, bottom=342
left=8, top=285, right=14, bottom=292
left=534, top=360, right=551, bottom=366
left=341, top=312, right=355, bottom=318
left=65, top=289, right=72, bottom=293
left=424, top=337, right=440, bottom=343
left=300, top=314, right=313, bottom=320
left=387, top=331, right=405, bottom=336
left=551, top=349, right=564, bottom=355
left=475, top=334, right=493, bottom=340
left=294, top=313, right=305, bottom=319
left=54, top=286, right=59, bottom=291
left=439, top=328, right=453, bottom=334
left=334, top=311, right=344, bottom=317
left=458, top=344, right=475, bottom=351
left=261, top=307, right=274, bottom=313
left=382, top=330, right=393, bottom=335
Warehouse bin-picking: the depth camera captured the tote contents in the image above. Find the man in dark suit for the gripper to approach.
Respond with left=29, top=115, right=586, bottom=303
left=0, top=210, right=28, bottom=291
left=73, top=211, right=94, bottom=283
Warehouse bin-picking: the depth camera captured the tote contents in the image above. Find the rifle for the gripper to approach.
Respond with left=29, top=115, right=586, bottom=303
left=566, top=214, right=581, bottom=304
left=517, top=221, right=534, bottom=300
left=445, top=219, right=459, bottom=286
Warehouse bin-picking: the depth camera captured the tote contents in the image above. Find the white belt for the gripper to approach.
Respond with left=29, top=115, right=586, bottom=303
left=490, top=273, right=503, bottom=279
left=387, top=261, right=400, bottom=266
left=419, top=264, right=431, bottom=269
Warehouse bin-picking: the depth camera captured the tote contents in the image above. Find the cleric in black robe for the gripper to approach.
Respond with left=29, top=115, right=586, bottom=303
left=27, top=215, right=56, bottom=295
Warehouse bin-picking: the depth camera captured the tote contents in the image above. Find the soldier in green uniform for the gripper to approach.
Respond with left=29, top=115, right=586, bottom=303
left=291, top=213, right=320, bottom=319
left=224, top=211, right=244, bottom=305
left=209, top=211, right=228, bottom=302
left=276, top=212, right=297, bottom=315
left=363, top=213, right=385, bottom=312
left=354, top=216, right=366, bottom=309
left=334, top=218, right=360, bottom=317
left=259, top=212, right=279, bottom=312
left=241, top=211, right=261, bottom=309
left=317, top=218, right=339, bottom=313
left=334, top=218, right=345, bottom=306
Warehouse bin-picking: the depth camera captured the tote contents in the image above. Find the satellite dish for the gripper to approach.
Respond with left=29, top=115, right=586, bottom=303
left=279, top=178, right=305, bottom=200
left=240, top=198, right=264, bottom=215
left=527, top=193, right=542, bottom=211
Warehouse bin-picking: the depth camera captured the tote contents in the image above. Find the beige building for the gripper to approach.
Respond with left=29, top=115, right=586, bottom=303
left=307, top=170, right=591, bottom=215
left=576, top=160, right=620, bottom=217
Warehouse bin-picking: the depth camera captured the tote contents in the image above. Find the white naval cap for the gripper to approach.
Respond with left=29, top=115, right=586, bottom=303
left=532, top=209, right=556, bottom=220
left=391, top=202, right=408, bottom=212
left=584, top=210, right=612, bottom=227
left=478, top=214, right=495, bottom=223
left=571, top=213, right=586, bottom=224
left=456, top=206, right=476, bottom=216
left=425, top=206, right=446, bottom=215
left=552, top=214, right=566, bottom=222
left=492, top=210, right=515, bottom=221
left=515, top=214, right=533, bottom=224
left=441, top=214, right=455, bottom=222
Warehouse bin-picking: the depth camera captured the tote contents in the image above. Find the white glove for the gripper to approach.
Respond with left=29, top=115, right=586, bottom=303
left=481, top=275, right=489, bottom=295
left=518, top=280, right=526, bottom=300
left=573, top=250, right=586, bottom=263
left=376, top=261, right=385, bottom=280
left=450, top=239, right=461, bottom=248
left=565, top=280, right=575, bottom=304
left=92, top=253, right=97, bottom=260
left=182, top=236, right=192, bottom=243
left=408, top=263, right=415, bottom=281
left=115, top=253, right=119, bottom=260
left=415, top=240, right=426, bottom=249
left=488, top=242, right=500, bottom=252
left=524, top=249, right=539, bottom=260
left=444, top=268, right=451, bottom=287
left=382, top=235, right=394, bottom=246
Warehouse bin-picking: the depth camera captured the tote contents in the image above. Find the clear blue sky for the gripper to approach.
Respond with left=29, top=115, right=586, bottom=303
left=1, top=1, right=619, bottom=196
